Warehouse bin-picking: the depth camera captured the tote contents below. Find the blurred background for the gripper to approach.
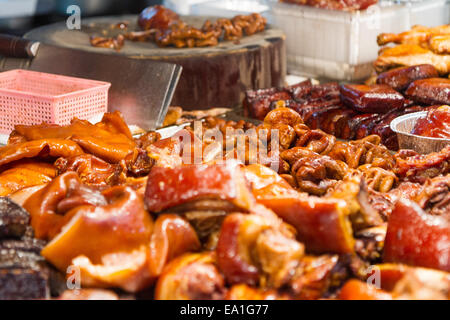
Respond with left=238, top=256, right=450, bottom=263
left=1, top=0, right=447, bottom=81
left=0, top=0, right=163, bottom=35
left=0, top=0, right=270, bottom=35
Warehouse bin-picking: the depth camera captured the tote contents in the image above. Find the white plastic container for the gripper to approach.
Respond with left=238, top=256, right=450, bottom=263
left=403, top=0, right=450, bottom=26
left=191, top=0, right=270, bottom=18
left=269, top=0, right=450, bottom=81
left=163, top=0, right=213, bottom=15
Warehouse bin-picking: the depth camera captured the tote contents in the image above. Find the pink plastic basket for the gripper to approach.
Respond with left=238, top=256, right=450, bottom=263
left=0, top=69, right=111, bottom=134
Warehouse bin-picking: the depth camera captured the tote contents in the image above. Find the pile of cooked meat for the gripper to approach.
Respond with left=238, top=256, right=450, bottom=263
left=279, top=0, right=378, bottom=11
left=375, top=25, right=450, bottom=75
left=244, top=63, right=450, bottom=150
left=0, top=107, right=448, bottom=300
left=90, top=5, right=267, bottom=51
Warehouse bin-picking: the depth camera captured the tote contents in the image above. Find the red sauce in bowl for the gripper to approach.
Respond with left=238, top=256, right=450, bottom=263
left=411, top=106, right=450, bottom=139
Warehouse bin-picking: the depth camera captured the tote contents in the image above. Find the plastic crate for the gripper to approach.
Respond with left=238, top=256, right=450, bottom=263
left=268, top=0, right=450, bottom=81
left=0, top=69, right=110, bottom=134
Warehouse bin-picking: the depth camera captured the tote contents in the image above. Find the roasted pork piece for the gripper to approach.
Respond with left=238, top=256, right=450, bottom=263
left=0, top=267, right=49, bottom=300
left=155, top=252, right=226, bottom=300
left=0, top=197, right=55, bottom=300
left=24, top=171, right=199, bottom=292
left=0, top=161, right=56, bottom=197
left=0, top=197, right=30, bottom=239
left=394, top=146, right=450, bottom=183
left=405, top=78, right=450, bottom=106
left=144, top=161, right=253, bottom=213
left=376, top=64, right=439, bottom=92
left=384, top=200, right=450, bottom=272
left=340, top=84, right=405, bottom=114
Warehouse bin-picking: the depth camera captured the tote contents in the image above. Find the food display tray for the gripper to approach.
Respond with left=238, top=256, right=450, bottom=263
left=268, top=0, right=450, bottom=81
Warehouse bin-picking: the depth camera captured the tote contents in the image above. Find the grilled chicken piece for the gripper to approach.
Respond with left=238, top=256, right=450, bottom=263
left=377, top=24, right=450, bottom=47
left=374, top=44, right=450, bottom=75
left=429, top=34, right=450, bottom=54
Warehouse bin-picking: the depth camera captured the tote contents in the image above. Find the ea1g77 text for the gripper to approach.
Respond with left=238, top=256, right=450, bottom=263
left=224, top=304, right=269, bottom=315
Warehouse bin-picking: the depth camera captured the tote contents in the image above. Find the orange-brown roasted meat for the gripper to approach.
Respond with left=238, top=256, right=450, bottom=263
left=128, top=5, right=267, bottom=49
left=376, top=64, right=439, bottom=92
left=405, top=78, right=450, bottom=106
left=377, top=25, right=450, bottom=47
left=14, top=112, right=136, bottom=164
left=374, top=44, right=450, bottom=75
left=394, top=146, right=450, bottom=183
left=1, top=107, right=449, bottom=301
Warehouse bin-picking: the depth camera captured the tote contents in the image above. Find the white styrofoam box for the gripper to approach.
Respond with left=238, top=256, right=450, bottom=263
left=163, top=0, right=213, bottom=15
left=269, top=1, right=412, bottom=80
left=404, top=0, right=450, bottom=26
left=191, top=0, right=271, bottom=19
left=0, top=0, right=38, bottom=18
left=269, top=0, right=450, bottom=81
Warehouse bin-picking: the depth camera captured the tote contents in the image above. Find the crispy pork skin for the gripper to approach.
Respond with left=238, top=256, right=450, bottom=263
left=384, top=200, right=450, bottom=272
left=144, top=161, right=253, bottom=213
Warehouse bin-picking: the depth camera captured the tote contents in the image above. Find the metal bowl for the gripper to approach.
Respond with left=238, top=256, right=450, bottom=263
left=390, top=111, right=450, bottom=154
